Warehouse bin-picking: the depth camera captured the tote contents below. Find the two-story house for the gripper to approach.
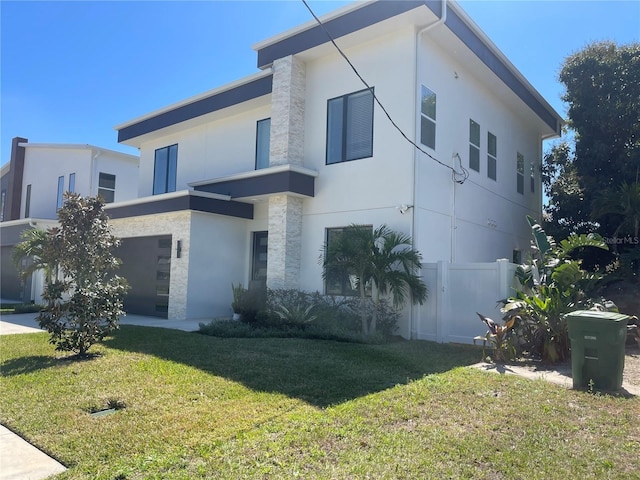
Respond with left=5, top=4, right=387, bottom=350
left=0, top=137, right=139, bottom=301
left=105, top=0, right=561, bottom=337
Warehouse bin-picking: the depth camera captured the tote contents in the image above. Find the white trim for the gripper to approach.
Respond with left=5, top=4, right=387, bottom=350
left=0, top=218, right=58, bottom=228
left=103, top=189, right=232, bottom=211
left=17, top=143, right=139, bottom=162
left=188, top=164, right=319, bottom=188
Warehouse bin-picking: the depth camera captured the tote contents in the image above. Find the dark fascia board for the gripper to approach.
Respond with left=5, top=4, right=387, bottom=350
left=443, top=8, right=560, bottom=134
left=256, top=0, right=427, bottom=68
left=105, top=193, right=253, bottom=220
left=256, top=0, right=560, bottom=134
left=193, top=170, right=315, bottom=198
left=117, top=75, right=273, bottom=143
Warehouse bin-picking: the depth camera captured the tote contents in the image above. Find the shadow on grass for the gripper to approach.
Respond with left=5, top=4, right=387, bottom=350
left=104, top=325, right=480, bottom=408
left=1, top=352, right=102, bottom=377
left=1, top=355, right=61, bottom=376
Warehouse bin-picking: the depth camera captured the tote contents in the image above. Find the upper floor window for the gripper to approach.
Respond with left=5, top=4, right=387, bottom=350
left=153, top=144, right=178, bottom=195
left=487, top=132, right=497, bottom=181
left=98, top=173, right=116, bottom=203
left=56, top=176, right=64, bottom=209
left=0, top=189, right=6, bottom=221
left=516, top=152, right=525, bottom=195
left=255, top=118, right=271, bottom=170
left=326, top=88, right=374, bottom=165
left=420, top=85, right=436, bottom=149
left=24, top=184, right=31, bottom=218
left=69, top=173, right=76, bottom=193
left=530, top=162, right=536, bottom=193
left=469, top=119, right=480, bottom=172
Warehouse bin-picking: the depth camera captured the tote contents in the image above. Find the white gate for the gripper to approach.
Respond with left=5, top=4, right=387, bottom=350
left=413, top=259, right=517, bottom=344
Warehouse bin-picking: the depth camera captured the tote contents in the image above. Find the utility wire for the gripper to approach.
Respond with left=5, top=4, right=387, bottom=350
left=300, top=0, right=468, bottom=184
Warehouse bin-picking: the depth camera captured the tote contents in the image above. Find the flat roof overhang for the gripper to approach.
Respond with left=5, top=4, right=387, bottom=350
left=190, top=164, right=318, bottom=201
left=105, top=190, right=253, bottom=220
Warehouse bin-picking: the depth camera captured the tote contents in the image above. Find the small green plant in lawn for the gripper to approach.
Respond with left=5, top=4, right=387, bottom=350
left=474, top=312, right=517, bottom=362
left=14, top=193, right=128, bottom=357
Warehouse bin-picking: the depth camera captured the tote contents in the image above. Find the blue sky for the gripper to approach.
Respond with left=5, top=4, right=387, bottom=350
left=1, top=1, right=639, bottom=166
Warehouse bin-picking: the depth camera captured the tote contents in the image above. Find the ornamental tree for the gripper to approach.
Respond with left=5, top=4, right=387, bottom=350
left=30, top=193, right=128, bottom=356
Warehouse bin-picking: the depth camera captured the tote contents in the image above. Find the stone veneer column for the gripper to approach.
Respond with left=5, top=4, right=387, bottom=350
left=267, top=55, right=306, bottom=290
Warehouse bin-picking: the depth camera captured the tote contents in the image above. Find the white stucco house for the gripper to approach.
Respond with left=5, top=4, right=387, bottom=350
left=105, top=0, right=561, bottom=338
left=0, top=137, right=139, bottom=301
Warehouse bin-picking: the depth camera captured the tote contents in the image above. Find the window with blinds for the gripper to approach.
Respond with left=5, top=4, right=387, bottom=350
left=326, top=88, right=374, bottom=164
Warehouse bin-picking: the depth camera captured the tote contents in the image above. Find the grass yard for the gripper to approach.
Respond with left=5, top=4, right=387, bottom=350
left=1, top=326, right=639, bottom=479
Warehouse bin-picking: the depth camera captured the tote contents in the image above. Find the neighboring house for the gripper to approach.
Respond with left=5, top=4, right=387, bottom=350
left=0, top=137, right=139, bottom=301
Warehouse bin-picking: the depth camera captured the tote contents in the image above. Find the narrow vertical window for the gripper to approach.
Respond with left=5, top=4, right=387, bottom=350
left=516, top=152, right=525, bottom=195
left=56, top=176, right=65, bottom=209
left=255, top=118, right=271, bottom=170
left=69, top=173, right=76, bottom=193
left=530, top=162, right=536, bottom=193
left=324, top=226, right=372, bottom=296
left=153, top=144, right=178, bottom=194
left=420, top=85, right=436, bottom=149
left=0, top=190, right=6, bottom=221
left=98, top=172, right=116, bottom=203
left=25, top=184, right=32, bottom=218
left=326, top=88, right=374, bottom=164
left=487, top=132, right=497, bottom=181
left=469, top=120, right=480, bottom=172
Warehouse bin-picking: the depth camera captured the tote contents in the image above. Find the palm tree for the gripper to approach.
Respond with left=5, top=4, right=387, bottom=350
left=12, top=227, right=58, bottom=283
left=322, top=224, right=427, bottom=335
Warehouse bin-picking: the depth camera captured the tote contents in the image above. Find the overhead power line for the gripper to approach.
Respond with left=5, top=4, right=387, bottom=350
left=300, top=0, right=468, bottom=184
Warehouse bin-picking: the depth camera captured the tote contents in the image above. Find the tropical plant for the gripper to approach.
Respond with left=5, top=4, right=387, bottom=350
left=474, top=313, right=517, bottom=363
left=321, top=224, right=427, bottom=335
left=230, top=283, right=246, bottom=314
left=501, top=216, right=610, bottom=363
left=26, top=193, right=129, bottom=356
left=12, top=227, right=58, bottom=282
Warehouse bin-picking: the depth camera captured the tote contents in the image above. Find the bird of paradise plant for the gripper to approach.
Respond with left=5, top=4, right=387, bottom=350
left=474, top=312, right=518, bottom=362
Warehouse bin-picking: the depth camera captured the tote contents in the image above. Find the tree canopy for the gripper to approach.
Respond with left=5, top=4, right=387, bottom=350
left=544, top=41, right=640, bottom=242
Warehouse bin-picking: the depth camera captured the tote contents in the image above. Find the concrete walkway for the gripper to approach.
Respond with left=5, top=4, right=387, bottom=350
left=0, top=312, right=207, bottom=480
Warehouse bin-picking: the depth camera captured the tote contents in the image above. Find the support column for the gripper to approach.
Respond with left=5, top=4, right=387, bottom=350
left=267, top=195, right=303, bottom=290
left=266, top=55, right=306, bottom=289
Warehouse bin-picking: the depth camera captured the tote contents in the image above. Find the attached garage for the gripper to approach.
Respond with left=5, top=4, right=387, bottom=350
left=116, top=235, right=172, bottom=318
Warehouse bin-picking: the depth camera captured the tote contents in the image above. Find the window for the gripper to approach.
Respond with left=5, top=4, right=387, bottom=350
left=25, top=184, right=31, bottom=218
left=512, top=249, right=522, bottom=264
left=153, top=144, right=178, bottom=194
left=56, top=176, right=64, bottom=209
left=326, top=88, right=374, bottom=164
left=530, top=162, right=536, bottom=193
left=324, top=226, right=372, bottom=297
left=487, top=132, right=497, bottom=181
left=516, top=152, right=525, bottom=195
left=0, top=190, right=5, bottom=221
left=469, top=119, right=480, bottom=172
left=420, top=85, right=436, bottom=149
left=69, top=173, right=76, bottom=193
left=98, top=172, right=116, bottom=203
left=255, top=118, right=271, bottom=170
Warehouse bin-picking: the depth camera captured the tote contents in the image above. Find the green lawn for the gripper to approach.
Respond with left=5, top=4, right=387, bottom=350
left=1, top=326, right=639, bottom=479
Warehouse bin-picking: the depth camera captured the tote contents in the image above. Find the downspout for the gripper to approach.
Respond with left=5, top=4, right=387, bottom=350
left=90, top=149, right=102, bottom=195
left=411, top=0, right=447, bottom=339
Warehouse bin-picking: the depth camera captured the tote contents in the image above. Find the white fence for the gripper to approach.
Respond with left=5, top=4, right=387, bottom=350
left=413, top=259, right=517, bottom=344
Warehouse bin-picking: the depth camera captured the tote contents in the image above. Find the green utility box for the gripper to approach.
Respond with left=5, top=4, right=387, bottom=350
left=566, top=310, right=629, bottom=391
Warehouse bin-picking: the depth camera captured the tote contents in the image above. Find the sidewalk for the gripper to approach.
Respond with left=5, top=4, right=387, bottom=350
left=0, top=312, right=206, bottom=480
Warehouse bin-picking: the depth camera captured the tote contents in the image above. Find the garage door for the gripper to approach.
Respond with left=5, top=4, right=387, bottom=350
left=116, top=235, right=172, bottom=318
